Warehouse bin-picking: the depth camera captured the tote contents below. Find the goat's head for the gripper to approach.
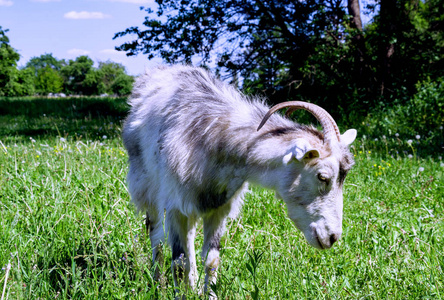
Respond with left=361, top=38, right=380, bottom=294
left=258, top=101, right=357, bottom=250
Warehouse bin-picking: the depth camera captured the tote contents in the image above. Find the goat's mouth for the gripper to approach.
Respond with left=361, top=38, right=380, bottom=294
left=314, top=230, right=324, bottom=249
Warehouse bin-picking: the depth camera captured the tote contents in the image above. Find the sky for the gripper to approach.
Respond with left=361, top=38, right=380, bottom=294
left=0, top=0, right=162, bottom=75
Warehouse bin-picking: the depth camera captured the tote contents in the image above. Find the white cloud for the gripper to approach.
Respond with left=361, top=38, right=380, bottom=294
left=105, top=0, right=153, bottom=4
left=64, top=11, right=111, bottom=20
left=0, top=0, right=13, bottom=7
left=99, top=49, right=126, bottom=56
left=30, top=0, right=61, bottom=2
left=67, top=49, right=91, bottom=56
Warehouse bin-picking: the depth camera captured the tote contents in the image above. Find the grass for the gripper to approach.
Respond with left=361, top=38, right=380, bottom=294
left=0, top=97, right=443, bottom=299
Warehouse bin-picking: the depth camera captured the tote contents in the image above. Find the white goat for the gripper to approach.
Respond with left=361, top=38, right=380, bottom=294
left=122, top=65, right=357, bottom=296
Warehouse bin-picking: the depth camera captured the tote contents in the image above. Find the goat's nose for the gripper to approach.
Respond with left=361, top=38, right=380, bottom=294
left=329, top=233, right=339, bottom=246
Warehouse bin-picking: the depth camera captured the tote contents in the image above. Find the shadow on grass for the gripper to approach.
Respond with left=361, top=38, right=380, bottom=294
left=0, top=97, right=129, bottom=141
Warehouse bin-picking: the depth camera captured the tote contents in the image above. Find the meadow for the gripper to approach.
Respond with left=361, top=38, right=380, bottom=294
left=0, top=97, right=443, bottom=299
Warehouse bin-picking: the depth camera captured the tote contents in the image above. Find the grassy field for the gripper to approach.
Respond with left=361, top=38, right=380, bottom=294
left=1, top=97, right=443, bottom=299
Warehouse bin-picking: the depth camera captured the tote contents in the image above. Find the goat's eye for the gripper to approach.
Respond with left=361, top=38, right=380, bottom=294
left=317, top=173, right=329, bottom=183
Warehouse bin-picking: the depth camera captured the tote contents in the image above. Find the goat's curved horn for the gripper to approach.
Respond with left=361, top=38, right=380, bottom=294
left=256, top=101, right=341, bottom=142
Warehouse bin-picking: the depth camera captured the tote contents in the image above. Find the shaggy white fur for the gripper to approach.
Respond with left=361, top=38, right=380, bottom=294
left=122, top=65, right=357, bottom=297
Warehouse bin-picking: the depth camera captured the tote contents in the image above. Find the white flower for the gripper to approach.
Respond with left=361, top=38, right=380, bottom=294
left=374, top=138, right=378, bottom=141
left=441, top=163, right=444, bottom=167
left=395, top=133, right=399, bottom=137
left=36, top=150, right=42, bottom=155
left=407, top=140, right=413, bottom=145
left=415, top=135, right=420, bottom=140
left=102, top=135, right=107, bottom=140
left=60, top=137, right=66, bottom=142
left=30, top=137, right=36, bottom=143
left=382, top=135, right=386, bottom=140
left=408, top=154, right=413, bottom=159
left=418, top=167, right=424, bottom=172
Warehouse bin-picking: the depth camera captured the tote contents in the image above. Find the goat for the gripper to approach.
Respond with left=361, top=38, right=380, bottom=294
left=122, top=65, right=357, bottom=297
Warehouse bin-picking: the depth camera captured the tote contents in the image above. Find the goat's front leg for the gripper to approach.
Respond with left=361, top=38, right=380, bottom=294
left=201, top=213, right=227, bottom=299
left=166, top=210, right=198, bottom=295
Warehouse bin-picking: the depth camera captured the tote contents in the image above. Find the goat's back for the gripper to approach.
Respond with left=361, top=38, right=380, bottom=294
left=122, top=65, right=278, bottom=214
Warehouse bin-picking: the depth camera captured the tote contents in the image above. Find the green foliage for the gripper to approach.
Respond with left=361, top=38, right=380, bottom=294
left=114, top=0, right=348, bottom=99
left=96, top=61, right=134, bottom=96
left=26, top=53, right=65, bottom=73
left=111, top=73, right=134, bottom=96
left=34, top=66, right=64, bottom=95
left=114, top=0, right=443, bottom=118
left=0, top=26, right=21, bottom=96
left=61, top=56, right=95, bottom=95
left=0, top=119, right=442, bottom=298
left=358, top=77, right=444, bottom=154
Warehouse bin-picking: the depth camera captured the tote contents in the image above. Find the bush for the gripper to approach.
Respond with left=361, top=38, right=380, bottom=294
left=358, top=77, right=443, bottom=155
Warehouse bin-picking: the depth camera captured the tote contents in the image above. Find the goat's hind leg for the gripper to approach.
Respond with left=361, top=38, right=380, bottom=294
left=201, top=212, right=228, bottom=299
left=166, top=210, right=198, bottom=295
left=145, top=210, right=166, bottom=283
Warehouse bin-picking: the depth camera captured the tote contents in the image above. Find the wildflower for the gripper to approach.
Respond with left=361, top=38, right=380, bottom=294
left=36, top=150, right=42, bottom=155
left=418, top=167, right=424, bottom=172
left=408, top=154, right=413, bottom=159
left=415, top=135, right=420, bottom=140
left=407, top=140, right=413, bottom=145
left=60, top=137, right=66, bottom=142
left=30, top=138, right=36, bottom=143
left=441, top=163, right=444, bottom=167
left=374, top=138, right=378, bottom=141
left=102, top=135, right=107, bottom=140
left=395, top=133, right=399, bottom=137
left=382, top=135, right=386, bottom=140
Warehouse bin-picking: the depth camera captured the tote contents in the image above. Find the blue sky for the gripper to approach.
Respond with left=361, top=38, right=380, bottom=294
left=0, top=0, right=161, bottom=75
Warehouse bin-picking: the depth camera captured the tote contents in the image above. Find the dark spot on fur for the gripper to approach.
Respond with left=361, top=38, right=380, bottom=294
left=122, top=131, right=142, bottom=158
left=338, top=148, right=355, bottom=186
left=263, top=127, right=294, bottom=137
left=338, top=164, right=348, bottom=186
left=197, top=189, right=228, bottom=212
left=171, top=234, right=185, bottom=261
left=208, top=232, right=221, bottom=251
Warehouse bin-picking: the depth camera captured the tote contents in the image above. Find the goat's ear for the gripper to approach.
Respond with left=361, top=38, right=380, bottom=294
left=283, top=138, right=320, bottom=164
left=340, top=129, right=357, bottom=146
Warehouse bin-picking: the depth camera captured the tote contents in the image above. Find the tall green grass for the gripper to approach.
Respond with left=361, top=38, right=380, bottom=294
left=1, top=98, right=443, bottom=299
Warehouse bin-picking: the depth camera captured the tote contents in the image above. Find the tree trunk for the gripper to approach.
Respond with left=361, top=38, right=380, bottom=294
left=347, top=0, right=363, bottom=30
left=378, top=0, right=398, bottom=96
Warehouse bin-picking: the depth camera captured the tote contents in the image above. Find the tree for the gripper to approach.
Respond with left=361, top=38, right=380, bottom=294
left=114, top=0, right=348, bottom=99
left=61, top=55, right=95, bottom=95
left=26, top=53, right=65, bottom=73
left=34, top=66, right=64, bottom=95
left=111, top=73, right=134, bottom=96
left=97, top=61, right=133, bottom=95
left=0, top=26, right=21, bottom=96
left=25, top=54, right=66, bottom=95
left=114, top=0, right=443, bottom=118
